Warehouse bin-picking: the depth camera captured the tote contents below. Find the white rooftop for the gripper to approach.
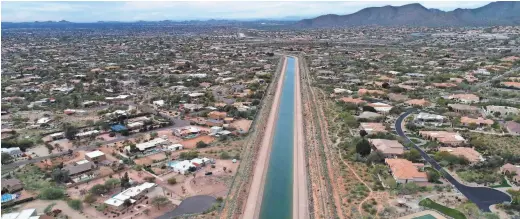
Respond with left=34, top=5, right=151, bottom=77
left=85, top=150, right=105, bottom=158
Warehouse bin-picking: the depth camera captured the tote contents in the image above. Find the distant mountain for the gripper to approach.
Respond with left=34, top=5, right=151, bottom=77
left=295, top=2, right=520, bottom=28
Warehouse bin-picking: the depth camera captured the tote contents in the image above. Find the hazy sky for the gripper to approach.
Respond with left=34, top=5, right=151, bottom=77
left=2, top=1, right=492, bottom=22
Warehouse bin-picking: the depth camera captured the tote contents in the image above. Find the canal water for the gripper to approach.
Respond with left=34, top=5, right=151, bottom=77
left=259, top=57, right=295, bottom=219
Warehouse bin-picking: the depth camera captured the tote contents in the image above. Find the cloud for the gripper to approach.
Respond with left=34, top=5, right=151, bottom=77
left=1, top=1, right=492, bottom=22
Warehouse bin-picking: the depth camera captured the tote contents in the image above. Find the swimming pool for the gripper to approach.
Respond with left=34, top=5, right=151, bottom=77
left=168, top=161, right=180, bottom=167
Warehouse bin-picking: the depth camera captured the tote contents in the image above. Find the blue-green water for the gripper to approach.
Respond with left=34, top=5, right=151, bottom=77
left=259, top=57, right=295, bottom=219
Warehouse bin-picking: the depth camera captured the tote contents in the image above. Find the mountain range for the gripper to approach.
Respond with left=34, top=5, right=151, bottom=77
left=295, top=2, right=520, bottom=28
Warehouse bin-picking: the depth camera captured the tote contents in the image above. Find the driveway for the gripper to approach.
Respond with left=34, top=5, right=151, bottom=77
left=395, top=110, right=511, bottom=212
left=155, top=195, right=216, bottom=219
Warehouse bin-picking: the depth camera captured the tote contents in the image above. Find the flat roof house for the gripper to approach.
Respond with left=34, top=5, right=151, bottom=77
left=135, top=138, right=169, bottom=151
left=1, top=208, right=41, bottom=219
left=104, top=183, right=156, bottom=210
left=1, top=178, right=23, bottom=193
left=85, top=150, right=106, bottom=162
left=385, top=158, right=428, bottom=184
left=369, top=139, right=404, bottom=158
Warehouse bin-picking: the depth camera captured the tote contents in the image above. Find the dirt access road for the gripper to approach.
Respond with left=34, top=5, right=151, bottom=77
left=242, top=56, right=288, bottom=219
left=292, top=56, right=309, bottom=219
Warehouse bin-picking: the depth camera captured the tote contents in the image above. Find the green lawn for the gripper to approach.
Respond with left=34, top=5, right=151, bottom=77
left=419, top=198, right=467, bottom=219
left=490, top=176, right=511, bottom=188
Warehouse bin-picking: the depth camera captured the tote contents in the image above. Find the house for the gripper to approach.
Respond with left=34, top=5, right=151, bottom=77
left=339, top=96, right=366, bottom=105
left=208, top=111, right=227, bottom=120
left=1, top=209, right=41, bottom=219
left=432, top=83, right=457, bottom=88
left=85, top=150, right=106, bottom=162
left=447, top=94, right=480, bottom=103
left=104, top=183, right=156, bottom=210
left=505, top=121, right=520, bottom=135
left=359, top=123, right=387, bottom=134
left=405, top=99, right=430, bottom=107
left=357, top=111, right=383, bottom=120
left=358, top=89, right=385, bottom=96
left=419, top=131, right=465, bottom=146
left=485, top=105, right=520, bottom=117
left=447, top=104, right=480, bottom=114
left=439, top=147, right=484, bottom=163
left=49, top=132, right=64, bottom=140
left=1, top=147, right=24, bottom=158
left=206, top=119, right=224, bottom=127
left=460, top=116, right=494, bottom=126
left=502, top=81, right=520, bottom=89
left=62, top=161, right=96, bottom=177
left=210, top=126, right=223, bottom=134
left=385, top=158, right=428, bottom=184
left=36, top=117, right=51, bottom=125
left=166, top=144, right=183, bottom=151
left=333, top=88, right=352, bottom=94
left=152, top=100, right=165, bottom=108
left=500, top=163, right=520, bottom=183
left=75, top=130, right=100, bottom=139
left=1, top=178, right=23, bottom=193
left=367, top=102, right=393, bottom=114
left=135, top=138, right=169, bottom=151
left=173, top=126, right=201, bottom=137
left=369, top=139, right=404, bottom=157
left=415, top=112, right=445, bottom=126
left=388, top=93, right=409, bottom=102
left=171, top=160, right=196, bottom=174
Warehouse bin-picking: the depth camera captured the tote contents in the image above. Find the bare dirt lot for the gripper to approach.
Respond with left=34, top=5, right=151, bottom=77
left=181, top=135, right=216, bottom=149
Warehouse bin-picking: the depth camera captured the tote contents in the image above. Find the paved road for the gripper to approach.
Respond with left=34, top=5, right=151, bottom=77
left=155, top=195, right=216, bottom=219
left=395, top=110, right=511, bottom=212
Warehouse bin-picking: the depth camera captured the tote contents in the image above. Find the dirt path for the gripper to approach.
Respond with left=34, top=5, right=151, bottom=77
left=301, top=57, right=343, bottom=219
left=242, top=56, right=288, bottom=219
left=292, top=56, right=309, bottom=219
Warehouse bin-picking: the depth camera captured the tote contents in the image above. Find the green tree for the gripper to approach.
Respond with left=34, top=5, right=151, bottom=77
left=83, top=193, right=97, bottom=204
left=120, top=172, right=131, bottom=189
left=1, top=153, right=13, bottom=164
left=404, top=149, right=422, bottom=162
left=150, top=131, right=158, bottom=139
left=67, top=199, right=82, bottom=211
left=104, top=178, right=120, bottom=189
left=356, top=139, right=371, bottom=157
left=220, top=151, right=231, bottom=159
left=151, top=196, right=171, bottom=210
left=427, top=169, right=440, bottom=182
left=180, top=151, right=199, bottom=160
left=51, top=169, right=70, bottom=183
left=196, top=141, right=208, bottom=148
left=167, top=177, right=177, bottom=185
left=63, top=123, right=79, bottom=140
left=89, top=184, right=109, bottom=195
left=39, top=187, right=65, bottom=200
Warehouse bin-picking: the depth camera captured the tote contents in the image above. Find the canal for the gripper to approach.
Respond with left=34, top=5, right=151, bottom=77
left=259, top=57, right=295, bottom=219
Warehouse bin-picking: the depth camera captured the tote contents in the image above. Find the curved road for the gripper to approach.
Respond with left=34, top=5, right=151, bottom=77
left=395, top=110, right=511, bottom=212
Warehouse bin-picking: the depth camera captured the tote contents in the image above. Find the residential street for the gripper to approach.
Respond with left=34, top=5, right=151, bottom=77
left=395, top=110, right=512, bottom=212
